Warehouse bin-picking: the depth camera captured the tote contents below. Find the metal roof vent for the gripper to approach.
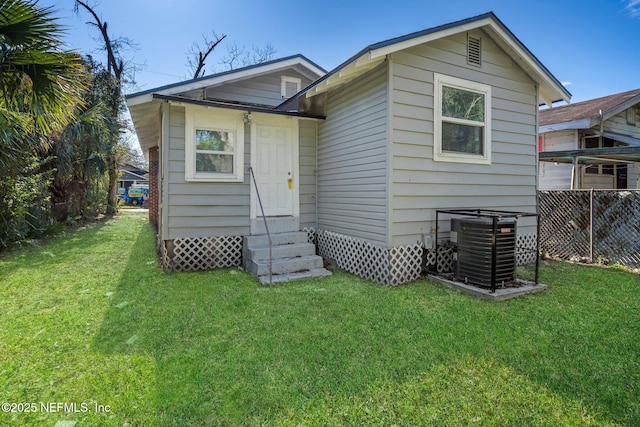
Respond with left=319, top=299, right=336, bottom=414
left=467, top=35, right=482, bottom=67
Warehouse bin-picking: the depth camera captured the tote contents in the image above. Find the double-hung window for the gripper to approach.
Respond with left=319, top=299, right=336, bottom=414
left=434, top=74, right=491, bottom=164
left=185, top=106, right=244, bottom=182
left=195, top=129, right=234, bottom=174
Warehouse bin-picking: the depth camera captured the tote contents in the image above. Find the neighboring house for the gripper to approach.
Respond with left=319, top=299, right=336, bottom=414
left=539, top=88, right=640, bottom=190
left=126, top=12, right=570, bottom=285
left=119, top=164, right=148, bottom=191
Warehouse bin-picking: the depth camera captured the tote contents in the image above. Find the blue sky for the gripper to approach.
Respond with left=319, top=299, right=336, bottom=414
left=41, top=0, right=640, bottom=104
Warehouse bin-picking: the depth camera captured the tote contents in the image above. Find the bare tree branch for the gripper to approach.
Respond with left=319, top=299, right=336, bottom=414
left=74, top=0, right=139, bottom=94
left=187, top=31, right=227, bottom=79
left=219, top=42, right=277, bottom=70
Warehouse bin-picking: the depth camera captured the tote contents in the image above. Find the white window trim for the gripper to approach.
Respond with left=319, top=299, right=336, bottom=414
left=281, top=76, right=301, bottom=99
left=433, top=73, right=492, bottom=165
left=184, top=105, right=244, bottom=182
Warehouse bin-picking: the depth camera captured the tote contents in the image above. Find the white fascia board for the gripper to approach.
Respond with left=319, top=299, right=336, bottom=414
left=602, top=95, right=640, bottom=121
left=126, top=93, right=153, bottom=107
left=367, top=17, right=569, bottom=106
left=155, top=57, right=325, bottom=97
left=295, top=58, right=327, bottom=78
left=539, top=119, right=592, bottom=133
left=368, top=18, right=493, bottom=59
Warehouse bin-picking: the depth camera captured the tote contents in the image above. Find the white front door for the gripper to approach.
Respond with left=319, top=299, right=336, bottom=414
left=255, top=125, right=294, bottom=216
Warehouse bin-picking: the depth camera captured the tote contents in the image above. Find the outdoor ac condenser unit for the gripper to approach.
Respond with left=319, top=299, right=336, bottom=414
left=450, top=217, right=517, bottom=287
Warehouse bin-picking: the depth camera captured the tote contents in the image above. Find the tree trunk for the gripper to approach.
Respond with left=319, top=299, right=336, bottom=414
left=105, top=155, right=119, bottom=215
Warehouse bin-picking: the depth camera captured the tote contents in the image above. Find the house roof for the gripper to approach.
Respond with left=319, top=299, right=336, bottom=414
left=126, top=54, right=326, bottom=105
left=120, top=170, right=148, bottom=182
left=127, top=54, right=327, bottom=155
left=283, top=12, right=570, bottom=109
left=539, top=88, right=640, bottom=131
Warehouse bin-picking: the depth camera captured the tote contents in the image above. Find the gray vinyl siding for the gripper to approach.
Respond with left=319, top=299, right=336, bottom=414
left=299, top=119, right=317, bottom=229
left=164, top=105, right=250, bottom=239
left=389, top=30, right=539, bottom=246
left=317, top=64, right=388, bottom=244
left=194, top=70, right=314, bottom=107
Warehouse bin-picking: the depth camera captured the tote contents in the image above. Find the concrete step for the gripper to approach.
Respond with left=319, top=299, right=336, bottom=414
left=258, top=268, right=332, bottom=284
left=244, top=231, right=309, bottom=248
left=246, top=254, right=324, bottom=276
left=251, top=216, right=299, bottom=234
left=248, top=242, right=316, bottom=261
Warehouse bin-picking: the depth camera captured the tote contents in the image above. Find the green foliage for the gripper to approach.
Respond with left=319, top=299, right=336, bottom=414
left=1, top=213, right=638, bottom=426
left=0, top=0, right=84, bottom=168
left=442, top=85, right=485, bottom=121
left=0, top=155, right=54, bottom=247
left=0, top=2, right=125, bottom=248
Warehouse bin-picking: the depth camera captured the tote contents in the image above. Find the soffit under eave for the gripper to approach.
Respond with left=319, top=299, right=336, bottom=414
left=305, top=53, right=385, bottom=98
left=128, top=100, right=161, bottom=155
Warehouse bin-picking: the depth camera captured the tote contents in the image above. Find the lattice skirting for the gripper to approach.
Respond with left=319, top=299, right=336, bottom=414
left=516, top=234, right=538, bottom=265
left=424, top=245, right=454, bottom=273
left=159, top=236, right=243, bottom=271
left=317, top=230, right=423, bottom=286
left=302, top=226, right=317, bottom=245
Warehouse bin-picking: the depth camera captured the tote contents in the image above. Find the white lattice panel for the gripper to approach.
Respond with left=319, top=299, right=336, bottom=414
left=158, top=237, right=170, bottom=270
left=318, top=230, right=423, bottom=286
left=425, top=246, right=454, bottom=273
left=517, top=233, right=537, bottom=265
left=169, top=236, right=242, bottom=271
left=302, top=227, right=316, bottom=245
left=388, top=244, right=423, bottom=285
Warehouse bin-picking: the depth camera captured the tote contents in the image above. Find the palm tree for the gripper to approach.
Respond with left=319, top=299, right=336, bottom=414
left=49, top=58, right=117, bottom=221
left=0, top=0, right=83, bottom=170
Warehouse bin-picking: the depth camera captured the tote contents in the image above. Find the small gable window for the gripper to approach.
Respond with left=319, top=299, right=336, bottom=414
left=434, top=73, right=491, bottom=164
left=281, top=76, right=301, bottom=99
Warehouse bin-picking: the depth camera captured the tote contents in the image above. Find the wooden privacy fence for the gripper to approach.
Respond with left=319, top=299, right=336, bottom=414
left=539, top=190, right=640, bottom=269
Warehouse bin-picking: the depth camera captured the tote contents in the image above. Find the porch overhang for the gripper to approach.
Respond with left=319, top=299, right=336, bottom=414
left=127, top=94, right=326, bottom=157
left=539, top=146, right=640, bottom=165
left=152, top=94, right=325, bottom=120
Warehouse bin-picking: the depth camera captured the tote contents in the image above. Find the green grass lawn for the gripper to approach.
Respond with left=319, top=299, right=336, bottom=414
left=1, top=212, right=638, bottom=426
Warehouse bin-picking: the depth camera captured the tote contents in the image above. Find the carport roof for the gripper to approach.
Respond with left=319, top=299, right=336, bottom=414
left=539, top=146, right=640, bottom=165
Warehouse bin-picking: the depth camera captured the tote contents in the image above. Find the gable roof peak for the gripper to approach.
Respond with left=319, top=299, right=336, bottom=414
left=289, top=12, right=570, bottom=108
left=126, top=54, right=326, bottom=100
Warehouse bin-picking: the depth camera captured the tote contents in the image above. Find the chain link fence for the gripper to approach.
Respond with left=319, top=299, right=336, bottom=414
left=539, top=190, right=640, bottom=269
